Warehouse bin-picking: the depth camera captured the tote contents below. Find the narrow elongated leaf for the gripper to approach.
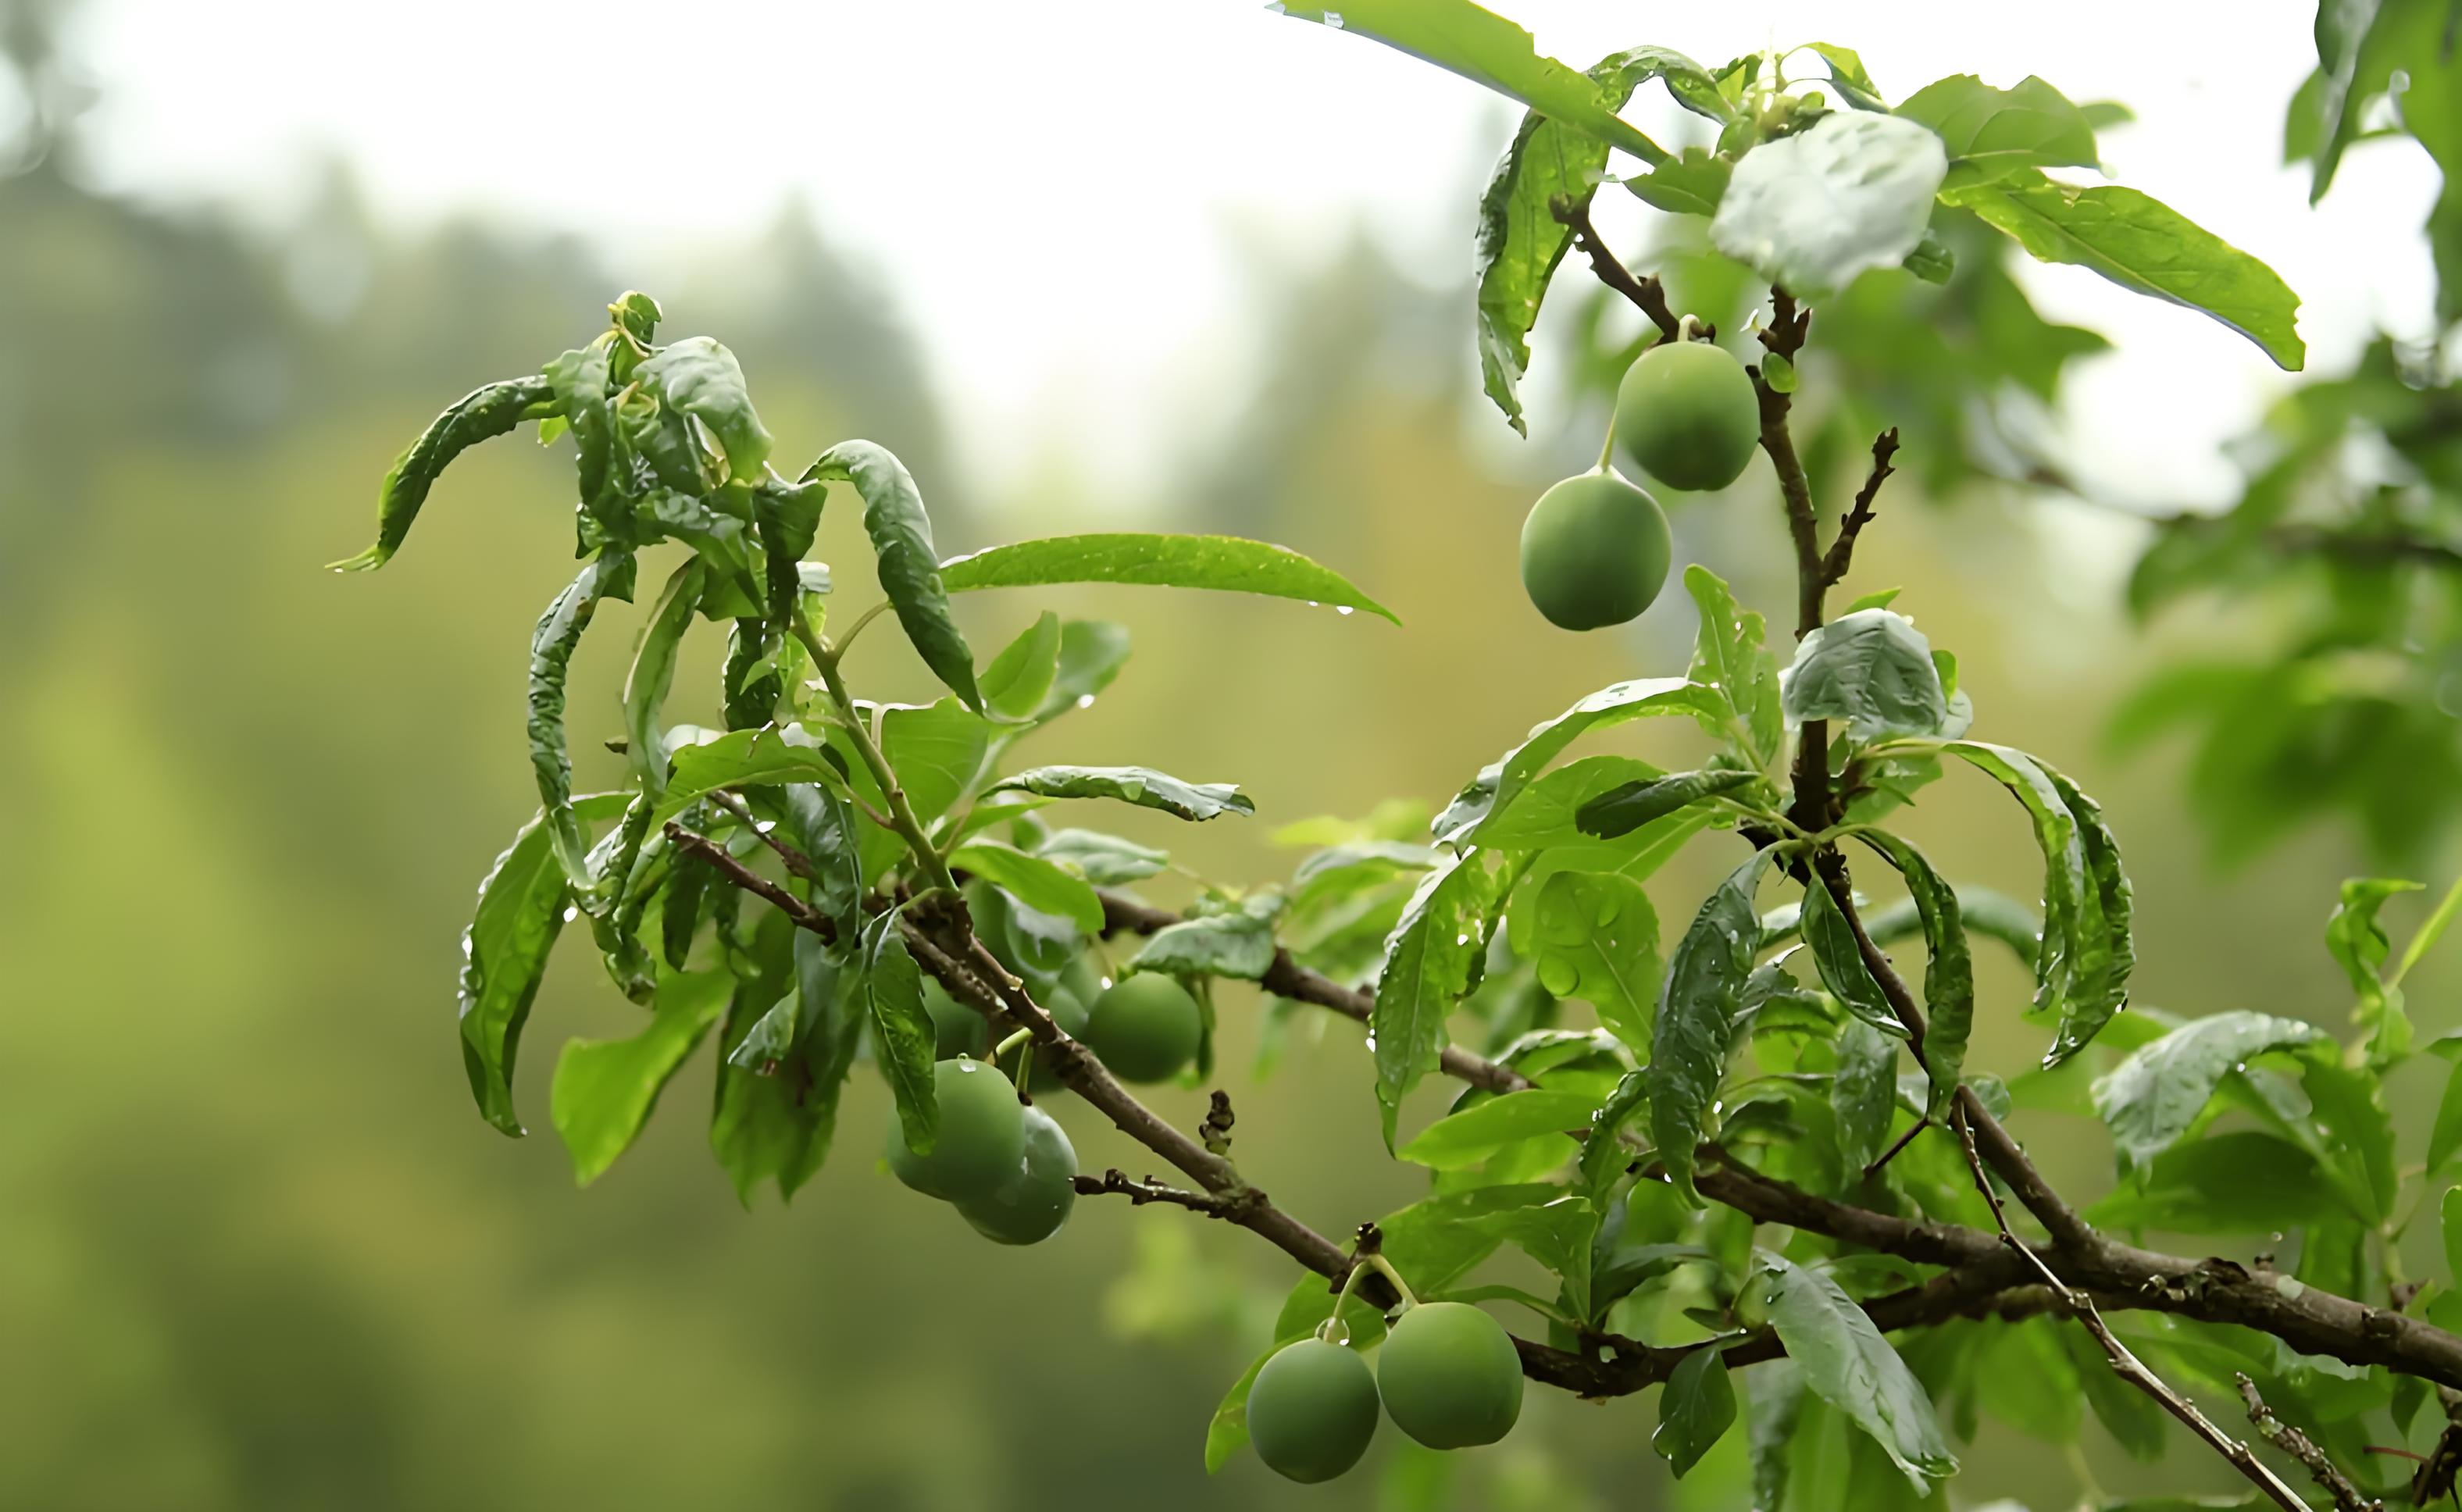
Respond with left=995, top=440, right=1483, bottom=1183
left=1036, top=619, right=1132, bottom=720
left=1761, top=1252, right=1958, bottom=1487
left=1651, top=850, right=1775, bottom=1199
left=1037, top=829, right=1169, bottom=884
left=459, top=792, right=631, bottom=1136
left=989, top=765, right=1254, bottom=822
left=861, top=911, right=939, bottom=1154
left=947, top=841, right=1104, bottom=935
left=2445, top=1189, right=2462, bottom=1298
left=1474, top=754, right=1662, bottom=848
left=1831, top=1019, right=1900, bottom=1173
left=1274, top=0, right=1665, bottom=163
left=1576, top=768, right=1756, bottom=840
left=656, top=725, right=847, bottom=823
left=550, top=967, right=733, bottom=1186
left=712, top=929, right=863, bottom=1205
left=330, top=376, right=553, bottom=571
left=1686, top=566, right=1782, bottom=768
left=544, top=337, right=624, bottom=545
left=1946, top=742, right=2100, bottom=1060
left=2432, top=1053, right=2462, bottom=1172
left=1858, top=833, right=1975, bottom=1115
left=978, top=612, right=1062, bottom=719
left=1528, top=869, right=1661, bottom=1050
left=1797, top=43, right=1886, bottom=109
left=1578, top=1068, right=1650, bottom=1195
left=2326, top=876, right=2421, bottom=1065
left=2041, top=764, right=2135, bottom=1062
left=637, top=336, right=772, bottom=481
left=530, top=552, right=637, bottom=886
left=940, top=533, right=1395, bottom=622
left=1782, top=610, right=1948, bottom=739
left=2089, top=1010, right=2328, bottom=1169
left=1799, top=876, right=1907, bottom=1040
left=623, top=560, right=705, bottom=797
left=1711, top=112, right=1948, bottom=300
left=1747, top=1357, right=1807, bottom=1510
left=1655, top=1346, right=1739, bottom=1479
left=805, top=440, right=980, bottom=711
left=1440, top=676, right=1729, bottom=847
left=1400, top=1087, right=1595, bottom=1170
left=1373, top=851, right=1493, bottom=1144
left=1941, top=169, right=2304, bottom=369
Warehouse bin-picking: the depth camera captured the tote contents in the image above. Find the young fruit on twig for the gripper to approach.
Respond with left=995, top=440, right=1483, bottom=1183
left=1083, top=972, right=1203, bottom=1084
left=1376, top=1302, right=1524, bottom=1450
left=1614, top=337, right=1760, bottom=492
left=884, top=1057, right=1025, bottom=1203
left=1247, top=1337, right=1382, bottom=1484
left=1518, top=469, right=1671, bottom=630
left=956, top=1104, right=1078, bottom=1245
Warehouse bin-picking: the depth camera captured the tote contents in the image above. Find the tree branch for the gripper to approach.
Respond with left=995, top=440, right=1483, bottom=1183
left=1547, top=194, right=1684, bottom=344
left=2239, top=1373, right=2382, bottom=1511
left=1818, top=427, right=1900, bottom=590
left=1074, top=1168, right=1252, bottom=1219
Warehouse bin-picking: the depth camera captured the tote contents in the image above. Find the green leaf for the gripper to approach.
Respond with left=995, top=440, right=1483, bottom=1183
left=861, top=911, right=938, bottom=1155
left=1136, top=893, right=1283, bottom=980
left=1575, top=768, right=1757, bottom=840
left=655, top=725, right=847, bottom=824
left=1946, top=742, right=2100, bottom=1062
left=947, top=841, right=1104, bottom=936
left=1831, top=1018, right=1900, bottom=1174
left=1274, top=0, right=1666, bottom=164
left=1795, top=43, right=1886, bottom=110
left=1379, top=1183, right=1561, bottom=1293
left=1711, top=112, right=1948, bottom=299
left=330, top=376, right=552, bottom=571
left=529, top=552, right=637, bottom=887
left=2088, top=1132, right=2337, bottom=1234
left=458, top=793, right=629, bottom=1136
left=877, top=698, right=990, bottom=822
left=1473, top=754, right=1663, bottom=848
left=805, top=440, right=981, bottom=711
left=1654, top=1346, right=1739, bottom=1479
left=1624, top=146, right=1732, bottom=217
left=1761, top=1251, right=1958, bottom=1487
left=1438, top=676, right=1731, bottom=847
left=2444, top=1187, right=2462, bottom=1293
left=1037, top=828, right=1169, bottom=885
left=623, top=560, right=705, bottom=797
left=978, top=612, right=1062, bottom=720
left=1373, top=851, right=1493, bottom=1145
left=1472, top=45, right=1725, bottom=433
left=2040, top=764, right=2135, bottom=1064
left=988, top=765, right=1254, bottom=822
left=550, top=967, right=733, bottom=1186
left=939, top=532, right=1395, bottom=622
left=1896, top=74, right=2098, bottom=184
left=711, top=932, right=863, bottom=1206
left=544, top=337, right=624, bottom=546
left=2430, top=1056, right=2462, bottom=1173
left=1858, top=833, right=1975, bottom=1116
left=1652, top=850, right=1776, bottom=1199
left=1686, top=566, right=1783, bottom=768
left=2326, top=876, right=2422, bottom=1066
left=1579, top=1068, right=1650, bottom=1195
left=2302, top=1061, right=2396, bottom=1224
left=1399, top=1087, right=1595, bottom=1171
left=1482, top=1196, right=1600, bottom=1320
left=1782, top=609, right=1948, bottom=739
left=1940, top=169, right=2304, bottom=370
left=1747, top=1358, right=1807, bottom=1511
left=636, top=336, right=772, bottom=482
left=1799, top=876, right=1908, bottom=1040
left=1036, top=619, right=1132, bottom=720
left=1528, top=869, right=1661, bottom=1050
left=2092, top=1013, right=2331, bottom=1169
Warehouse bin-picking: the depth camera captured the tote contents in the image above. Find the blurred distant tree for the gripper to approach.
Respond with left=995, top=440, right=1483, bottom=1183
left=340, top=7, right=2462, bottom=1510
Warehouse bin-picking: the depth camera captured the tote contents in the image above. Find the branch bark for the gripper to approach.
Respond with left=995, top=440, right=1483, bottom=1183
left=1548, top=194, right=1685, bottom=344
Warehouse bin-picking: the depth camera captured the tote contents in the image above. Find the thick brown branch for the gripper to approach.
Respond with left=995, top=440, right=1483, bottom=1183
left=2239, top=1374, right=2381, bottom=1511
left=1548, top=194, right=1684, bottom=344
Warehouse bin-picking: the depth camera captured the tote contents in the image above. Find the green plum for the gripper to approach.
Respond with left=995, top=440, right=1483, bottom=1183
left=884, top=1057, right=1025, bottom=1204
left=922, top=977, right=987, bottom=1061
left=1613, top=338, right=1761, bottom=491
left=1246, top=1337, right=1381, bottom=1484
left=1026, top=975, right=1095, bottom=1094
left=1518, top=469, right=1672, bottom=631
left=955, top=1104, right=1078, bottom=1245
left=1083, top=972, right=1203, bottom=1083
left=1376, top=1302, right=1523, bottom=1450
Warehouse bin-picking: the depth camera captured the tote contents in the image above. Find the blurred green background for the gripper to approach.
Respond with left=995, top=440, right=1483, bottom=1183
left=5, top=2, right=2458, bottom=1508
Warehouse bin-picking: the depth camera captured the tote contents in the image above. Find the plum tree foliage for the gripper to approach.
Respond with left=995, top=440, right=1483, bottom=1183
left=341, top=2, right=2462, bottom=1506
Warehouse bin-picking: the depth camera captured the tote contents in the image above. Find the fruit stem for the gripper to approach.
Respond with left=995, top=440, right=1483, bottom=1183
left=1317, top=1252, right=1379, bottom=1346
left=1595, top=418, right=1618, bottom=473
left=994, top=1026, right=1034, bottom=1094
left=1677, top=312, right=1700, bottom=342
left=1366, top=1253, right=1420, bottom=1310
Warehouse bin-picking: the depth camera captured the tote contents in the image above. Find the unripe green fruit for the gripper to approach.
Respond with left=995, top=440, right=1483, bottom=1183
left=1376, top=1302, right=1524, bottom=1450
left=956, top=1104, right=1078, bottom=1245
left=1083, top=972, right=1203, bottom=1084
left=1613, top=339, right=1761, bottom=492
left=884, top=1057, right=1025, bottom=1203
left=922, top=978, right=987, bottom=1061
left=1518, top=471, right=1672, bottom=631
left=1247, top=1338, right=1381, bottom=1484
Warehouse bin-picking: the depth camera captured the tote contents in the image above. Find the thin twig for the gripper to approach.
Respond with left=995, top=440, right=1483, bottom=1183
left=2239, top=1374, right=2382, bottom=1511
left=1073, top=1168, right=1249, bottom=1218
left=1819, top=427, right=1900, bottom=590
left=1547, top=194, right=1685, bottom=344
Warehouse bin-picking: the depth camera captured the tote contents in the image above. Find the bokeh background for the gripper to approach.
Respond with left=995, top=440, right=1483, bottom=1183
left=5, top=1, right=2459, bottom=1507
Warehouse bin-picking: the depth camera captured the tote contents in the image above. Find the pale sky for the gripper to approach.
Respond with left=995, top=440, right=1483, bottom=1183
left=59, top=1, right=2445, bottom=510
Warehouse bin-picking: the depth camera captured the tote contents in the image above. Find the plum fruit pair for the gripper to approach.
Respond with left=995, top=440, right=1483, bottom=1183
left=1519, top=335, right=1759, bottom=631
left=884, top=1057, right=1078, bottom=1245
left=1246, top=1302, right=1524, bottom=1483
